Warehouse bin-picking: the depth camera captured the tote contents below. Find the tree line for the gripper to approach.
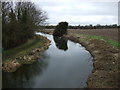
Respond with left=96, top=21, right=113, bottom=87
left=69, top=24, right=119, bottom=29
left=2, top=2, right=47, bottom=49
left=43, top=24, right=119, bottom=29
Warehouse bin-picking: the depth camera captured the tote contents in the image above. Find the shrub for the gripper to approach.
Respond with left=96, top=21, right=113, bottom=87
left=53, top=21, right=68, bottom=36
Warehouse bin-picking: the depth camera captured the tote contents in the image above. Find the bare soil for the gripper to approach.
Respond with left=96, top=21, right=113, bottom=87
left=68, top=28, right=119, bottom=42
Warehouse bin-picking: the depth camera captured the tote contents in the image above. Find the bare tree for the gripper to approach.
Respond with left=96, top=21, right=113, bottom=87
left=2, top=2, right=13, bottom=24
left=2, top=1, right=48, bottom=49
left=15, top=2, right=48, bottom=26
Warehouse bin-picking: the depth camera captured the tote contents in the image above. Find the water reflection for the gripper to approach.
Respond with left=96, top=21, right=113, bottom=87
left=3, top=32, right=93, bottom=88
left=2, top=53, right=49, bottom=88
left=53, top=36, right=68, bottom=51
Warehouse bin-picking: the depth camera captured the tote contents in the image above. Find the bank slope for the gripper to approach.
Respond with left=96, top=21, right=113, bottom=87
left=2, top=35, right=51, bottom=72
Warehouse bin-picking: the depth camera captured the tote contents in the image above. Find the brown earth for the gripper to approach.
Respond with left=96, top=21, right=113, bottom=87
left=67, top=28, right=119, bottom=42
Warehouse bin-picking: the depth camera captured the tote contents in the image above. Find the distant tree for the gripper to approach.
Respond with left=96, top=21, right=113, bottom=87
left=53, top=21, right=68, bottom=36
left=89, top=24, right=93, bottom=29
left=77, top=25, right=80, bottom=29
left=96, top=24, right=101, bottom=29
left=112, top=24, right=117, bottom=28
left=118, top=25, right=120, bottom=28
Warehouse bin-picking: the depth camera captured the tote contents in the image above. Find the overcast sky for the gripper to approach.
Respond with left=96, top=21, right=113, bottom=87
left=32, top=0, right=118, bottom=25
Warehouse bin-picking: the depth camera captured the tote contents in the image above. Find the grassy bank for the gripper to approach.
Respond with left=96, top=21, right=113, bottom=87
left=2, top=35, right=51, bottom=72
left=71, top=33, right=120, bottom=49
left=3, top=35, right=47, bottom=61
left=85, top=34, right=120, bottom=48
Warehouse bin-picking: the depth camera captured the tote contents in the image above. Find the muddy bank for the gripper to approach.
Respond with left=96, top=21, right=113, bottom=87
left=63, top=34, right=119, bottom=88
left=2, top=35, right=51, bottom=72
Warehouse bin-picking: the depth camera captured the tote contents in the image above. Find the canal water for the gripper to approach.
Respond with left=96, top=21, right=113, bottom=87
left=3, top=32, right=93, bottom=88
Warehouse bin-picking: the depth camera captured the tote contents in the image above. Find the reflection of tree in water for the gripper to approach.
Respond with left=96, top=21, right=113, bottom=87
left=53, top=36, right=68, bottom=51
left=3, top=53, right=49, bottom=88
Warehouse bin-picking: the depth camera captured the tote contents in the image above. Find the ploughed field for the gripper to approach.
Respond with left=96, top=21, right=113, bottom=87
left=44, top=28, right=118, bottom=42
left=67, top=28, right=118, bottom=42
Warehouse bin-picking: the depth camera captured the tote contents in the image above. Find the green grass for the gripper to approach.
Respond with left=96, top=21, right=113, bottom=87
left=84, top=34, right=120, bottom=48
left=3, top=35, right=48, bottom=62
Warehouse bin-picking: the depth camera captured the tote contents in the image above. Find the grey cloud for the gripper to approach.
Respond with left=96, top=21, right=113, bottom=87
left=118, top=1, right=120, bottom=25
left=33, top=0, right=118, bottom=25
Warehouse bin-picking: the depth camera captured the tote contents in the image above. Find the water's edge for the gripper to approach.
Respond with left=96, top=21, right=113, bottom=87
left=3, top=32, right=93, bottom=88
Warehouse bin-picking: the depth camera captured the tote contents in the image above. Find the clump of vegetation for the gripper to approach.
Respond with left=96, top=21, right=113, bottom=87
left=2, top=2, right=47, bottom=49
left=53, top=21, right=68, bottom=36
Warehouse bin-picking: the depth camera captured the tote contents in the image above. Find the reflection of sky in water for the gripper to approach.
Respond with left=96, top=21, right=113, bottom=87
left=3, top=32, right=93, bottom=88
left=34, top=32, right=93, bottom=88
